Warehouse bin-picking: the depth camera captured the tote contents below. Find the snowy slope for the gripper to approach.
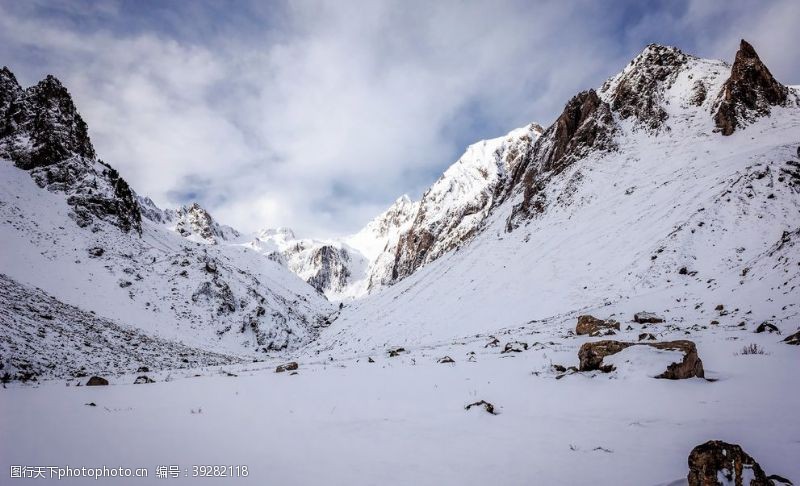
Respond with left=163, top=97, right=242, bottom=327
left=0, top=67, right=334, bottom=379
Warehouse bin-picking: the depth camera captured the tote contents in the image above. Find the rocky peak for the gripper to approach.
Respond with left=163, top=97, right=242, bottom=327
left=0, top=71, right=95, bottom=170
left=0, top=67, right=140, bottom=233
left=171, top=202, right=240, bottom=244
left=391, top=124, right=543, bottom=280
left=305, top=245, right=351, bottom=294
left=600, top=44, right=689, bottom=132
left=0, top=67, right=23, bottom=137
left=503, top=89, right=616, bottom=229
left=713, top=39, right=789, bottom=135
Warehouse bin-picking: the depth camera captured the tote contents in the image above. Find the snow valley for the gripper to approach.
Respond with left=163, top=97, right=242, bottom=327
left=1, top=38, right=799, bottom=486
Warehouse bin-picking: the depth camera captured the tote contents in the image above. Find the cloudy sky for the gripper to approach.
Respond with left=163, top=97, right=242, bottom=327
left=1, top=0, right=797, bottom=236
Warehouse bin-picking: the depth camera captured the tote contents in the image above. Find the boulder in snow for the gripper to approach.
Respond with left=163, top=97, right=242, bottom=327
left=687, top=440, right=787, bottom=486
left=578, top=340, right=704, bottom=379
left=633, top=311, right=664, bottom=324
left=575, top=315, right=620, bottom=336
left=86, top=376, right=108, bottom=386
left=275, top=362, right=299, bottom=373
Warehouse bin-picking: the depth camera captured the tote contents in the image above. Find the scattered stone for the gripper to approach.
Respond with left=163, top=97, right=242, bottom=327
left=367, top=357, right=375, bottom=363
left=133, top=375, right=155, bottom=384
left=576, top=315, right=621, bottom=336
left=633, top=312, right=664, bottom=324
left=437, top=356, right=455, bottom=364
left=87, top=247, right=104, bottom=257
left=86, top=376, right=108, bottom=386
left=501, top=341, right=529, bottom=353
left=552, top=364, right=567, bottom=373
left=85, top=402, right=96, bottom=407
left=783, top=331, right=800, bottom=345
left=714, top=304, right=724, bottom=311
left=687, top=440, right=786, bottom=486
left=465, top=400, right=497, bottom=415
left=275, top=362, right=299, bottom=373
left=678, top=266, right=688, bottom=275
left=485, top=336, right=500, bottom=348
left=638, top=333, right=656, bottom=341
left=136, top=366, right=149, bottom=373
left=755, top=322, right=780, bottom=334
left=578, top=340, right=704, bottom=379
left=388, top=347, right=406, bottom=357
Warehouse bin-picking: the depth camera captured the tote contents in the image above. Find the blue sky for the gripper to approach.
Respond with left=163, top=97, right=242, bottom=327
left=1, top=0, right=797, bottom=236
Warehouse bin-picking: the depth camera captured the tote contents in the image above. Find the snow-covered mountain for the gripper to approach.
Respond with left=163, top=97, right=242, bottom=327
left=245, top=194, right=419, bottom=300
left=0, top=67, right=334, bottom=380
left=312, top=40, right=800, bottom=353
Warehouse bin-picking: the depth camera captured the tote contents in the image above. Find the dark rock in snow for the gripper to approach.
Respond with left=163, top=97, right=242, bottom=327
left=638, top=333, right=656, bottom=341
left=634, top=312, right=664, bottom=324
left=437, top=356, right=455, bottom=364
left=465, top=400, right=497, bottom=415
left=687, top=440, right=783, bottom=486
left=133, top=375, right=154, bottom=384
left=388, top=347, right=406, bottom=357
left=86, top=376, right=108, bottom=386
left=87, top=247, right=104, bottom=257
left=275, top=362, right=298, bottom=373
left=578, top=340, right=704, bottom=379
left=713, top=40, right=789, bottom=136
left=137, top=366, right=149, bottom=373
left=755, top=322, right=780, bottom=334
left=575, top=315, right=621, bottom=336
left=501, top=341, right=529, bottom=353
left=783, top=331, right=800, bottom=345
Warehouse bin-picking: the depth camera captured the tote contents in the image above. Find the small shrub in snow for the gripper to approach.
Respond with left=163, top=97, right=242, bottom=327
left=739, top=343, right=767, bottom=355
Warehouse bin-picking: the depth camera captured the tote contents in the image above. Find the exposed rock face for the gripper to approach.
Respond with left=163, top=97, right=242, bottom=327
left=0, top=67, right=141, bottom=233
left=504, top=90, right=616, bottom=229
left=0, top=71, right=95, bottom=169
left=687, top=440, right=778, bottom=486
left=169, top=203, right=240, bottom=244
left=602, top=44, right=689, bottom=132
left=306, top=245, right=352, bottom=294
left=713, top=40, right=789, bottom=136
left=392, top=124, right=542, bottom=280
left=578, top=340, right=704, bottom=379
left=575, top=315, right=620, bottom=336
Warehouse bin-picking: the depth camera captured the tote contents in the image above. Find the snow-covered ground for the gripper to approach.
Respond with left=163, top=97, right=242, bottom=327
left=2, top=318, right=798, bottom=485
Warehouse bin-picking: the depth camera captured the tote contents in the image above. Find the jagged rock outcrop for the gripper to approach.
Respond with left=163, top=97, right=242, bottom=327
left=713, top=40, right=789, bottom=135
left=0, top=71, right=95, bottom=169
left=602, top=44, right=690, bottom=132
left=687, top=440, right=788, bottom=486
left=0, top=66, right=141, bottom=233
left=392, top=124, right=542, bottom=280
left=578, top=340, right=704, bottom=379
left=503, top=91, right=616, bottom=229
left=171, top=203, right=239, bottom=244
left=306, top=245, right=352, bottom=294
